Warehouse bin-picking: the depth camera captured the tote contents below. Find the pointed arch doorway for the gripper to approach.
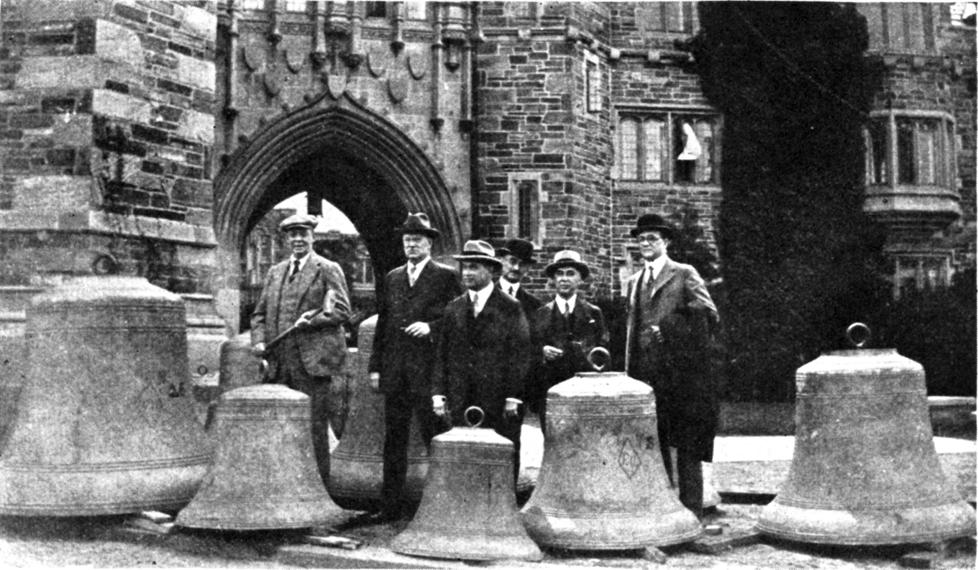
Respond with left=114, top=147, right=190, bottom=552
left=212, top=99, right=465, bottom=332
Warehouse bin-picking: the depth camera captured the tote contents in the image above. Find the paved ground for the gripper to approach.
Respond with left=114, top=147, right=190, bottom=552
left=0, top=424, right=973, bottom=568
left=0, top=503, right=974, bottom=569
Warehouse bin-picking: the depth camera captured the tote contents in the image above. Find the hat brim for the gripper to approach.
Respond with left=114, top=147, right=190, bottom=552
left=630, top=225, right=674, bottom=240
left=280, top=223, right=316, bottom=232
left=398, top=227, right=440, bottom=239
left=496, top=248, right=536, bottom=263
left=545, top=260, right=590, bottom=280
left=454, top=254, right=502, bottom=269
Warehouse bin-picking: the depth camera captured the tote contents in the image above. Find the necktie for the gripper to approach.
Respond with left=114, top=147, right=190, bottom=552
left=408, top=264, right=418, bottom=286
left=289, top=259, right=301, bottom=282
left=470, top=293, right=479, bottom=317
left=509, top=286, right=515, bottom=298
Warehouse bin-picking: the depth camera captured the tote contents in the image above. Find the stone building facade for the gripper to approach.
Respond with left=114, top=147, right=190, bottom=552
left=0, top=1, right=974, bottom=336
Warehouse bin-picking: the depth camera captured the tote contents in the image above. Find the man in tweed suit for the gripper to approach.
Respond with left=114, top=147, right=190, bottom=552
left=251, top=213, right=351, bottom=484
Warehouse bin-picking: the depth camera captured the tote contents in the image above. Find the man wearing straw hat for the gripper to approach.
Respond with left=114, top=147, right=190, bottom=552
left=530, top=250, right=608, bottom=434
left=431, top=240, right=532, bottom=486
left=251, top=213, right=352, bottom=484
left=370, top=213, right=461, bottom=521
left=624, top=213, right=719, bottom=519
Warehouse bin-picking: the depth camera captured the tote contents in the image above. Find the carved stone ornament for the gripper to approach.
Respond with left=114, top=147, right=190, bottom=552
left=242, top=45, right=265, bottom=73
left=325, top=63, right=348, bottom=100
left=284, top=47, right=307, bottom=73
left=407, top=49, right=428, bottom=80
left=366, top=48, right=389, bottom=78
left=387, top=67, right=409, bottom=103
left=263, top=66, right=283, bottom=97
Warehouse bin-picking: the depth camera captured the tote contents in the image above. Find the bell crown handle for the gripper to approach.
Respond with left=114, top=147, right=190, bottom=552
left=846, top=322, right=871, bottom=348
left=463, top=406, right=485, bottom=428
left=587, top=347, right=610, bottom=372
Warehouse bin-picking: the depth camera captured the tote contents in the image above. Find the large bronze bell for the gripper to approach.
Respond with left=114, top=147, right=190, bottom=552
left=521, top=349, right=702, bottom=549
left=390, top=407, right=543, bottom=562
left=0, top=276, right=211, bottom=515
left=328, top=315, right=429, bottom=510
left=176, top=384, right=339, bottom=530
left=757, top=324, right=976, bottom=545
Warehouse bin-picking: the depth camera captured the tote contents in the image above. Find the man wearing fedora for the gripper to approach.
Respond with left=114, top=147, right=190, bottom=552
left=431, top=240, right=532, bottom=486
left=530, top=250, right=608, bottom=434
left=251, top=213, right=351, bottom=485
left=496, top=238, right=544, bottom=319
left=624, top=213, right=719, bottom=519
left=370, top=212, right=461, bottom=521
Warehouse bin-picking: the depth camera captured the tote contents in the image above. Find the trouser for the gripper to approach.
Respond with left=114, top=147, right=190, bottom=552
left=275, top=337, right=332, bottom=486
left=382, top=391, right=439, bottom=515
left=660, top=442, right=704, bottom=519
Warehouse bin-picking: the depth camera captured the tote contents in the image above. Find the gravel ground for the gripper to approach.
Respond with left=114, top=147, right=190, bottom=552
left=0, top=504, right=974, bottom=569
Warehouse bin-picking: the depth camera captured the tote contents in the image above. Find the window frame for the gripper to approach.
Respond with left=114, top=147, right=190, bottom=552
left=865, top=110, right=956, bottom=190
left=614, top=107, right=721, bottom=185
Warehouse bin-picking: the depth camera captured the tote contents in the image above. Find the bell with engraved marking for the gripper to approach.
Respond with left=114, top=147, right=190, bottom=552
left=0, top=276, right=211, bottom=515
left=757, top=323, right=976, bottom=545
left=521, top=348, right=702, bottom=549
left=176, top=384, right=338, bottom=530
left=390, top=407, right=543, bottom=562
left=327, top=315, right=429, bottom=511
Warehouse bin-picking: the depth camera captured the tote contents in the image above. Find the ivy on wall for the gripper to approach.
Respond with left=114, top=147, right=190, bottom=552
left=691, top=3, right=888, bottom=401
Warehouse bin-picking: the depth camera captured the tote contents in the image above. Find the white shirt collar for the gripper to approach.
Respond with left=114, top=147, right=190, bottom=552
left=468, top=281, right=495, bottom=315
left=499, top=277, right=520, bottom=296
left=291, top=252, right=311, bottom=272
left=408, top=256, right=431, bottom=273
left=646, top=255, right=668, bottom=280
left=556, top=294, right=577, bottom=315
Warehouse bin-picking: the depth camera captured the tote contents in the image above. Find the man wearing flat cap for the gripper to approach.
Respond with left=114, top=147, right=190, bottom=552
left=624, top=213, right=719, bottom=519
left=530, top=250, right=608, bottom=434
left=370, top=212, right=461, bottom=521
left=496, top=238, right=544, bottom=319
left=251, top=213, right=351, bottom=484
left=431, top=240, right=532, bottom=488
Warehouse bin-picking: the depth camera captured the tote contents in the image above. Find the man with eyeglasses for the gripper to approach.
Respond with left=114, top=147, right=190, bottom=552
left=624, top=213, right=719, bottom=520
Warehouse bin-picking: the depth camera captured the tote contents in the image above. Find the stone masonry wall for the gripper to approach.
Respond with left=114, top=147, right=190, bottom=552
left=0, top=0, right=217, bottom=292
left=607, top=3, right=721, bottom=295
left=859, top=3, right=977, bottom=273
left=475, top=2, right=616, bottom=299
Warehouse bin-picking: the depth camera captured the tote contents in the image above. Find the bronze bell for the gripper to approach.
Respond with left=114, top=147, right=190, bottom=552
left=176, top=384, right=339, bottom=530
left=521, top=348, right=702, bottom=549
left=390, top=407, right=543, bottom=562
left=328, top=315, right=429, bottom=510
left=0, top=276, right=211, bottom=515
left=219, top=331, right=264, bottom=393
left=757, top=323, right=976, bottom=545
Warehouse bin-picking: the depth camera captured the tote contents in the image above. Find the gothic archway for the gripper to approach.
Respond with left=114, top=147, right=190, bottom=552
left=212, top=97, right=464, bottom=331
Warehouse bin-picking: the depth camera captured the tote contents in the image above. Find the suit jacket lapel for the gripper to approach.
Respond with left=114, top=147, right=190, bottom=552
left=648, top=261, right=676, bottom=301
left=292, top=255, right=319, bottom=309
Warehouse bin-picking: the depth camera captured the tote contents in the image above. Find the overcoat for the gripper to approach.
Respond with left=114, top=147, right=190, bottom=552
left=251, top=252, right=351, bottom=379
left=624, top=257, right=719, bottom=461
left=432, top=288, right=531, bottom=434
left=369, top=260, right=461, bottom=400
left=529, top=297, right=608, bottom=410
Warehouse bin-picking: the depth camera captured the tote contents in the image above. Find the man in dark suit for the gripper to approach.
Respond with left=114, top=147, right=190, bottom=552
left=432, top=240, right=531, bottom=488
left=251, top=213, right=351, bottom=484
left=496, top=238, right=544, bottom=318
left=369, top=213, right=461, bottom=520
left=624, top=213, right=719, bottom=519
left=530, top=250, right=608, bottom=434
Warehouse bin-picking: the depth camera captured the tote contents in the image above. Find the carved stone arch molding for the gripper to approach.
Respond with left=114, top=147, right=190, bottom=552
left=212, top=97, right=464, bottom=331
